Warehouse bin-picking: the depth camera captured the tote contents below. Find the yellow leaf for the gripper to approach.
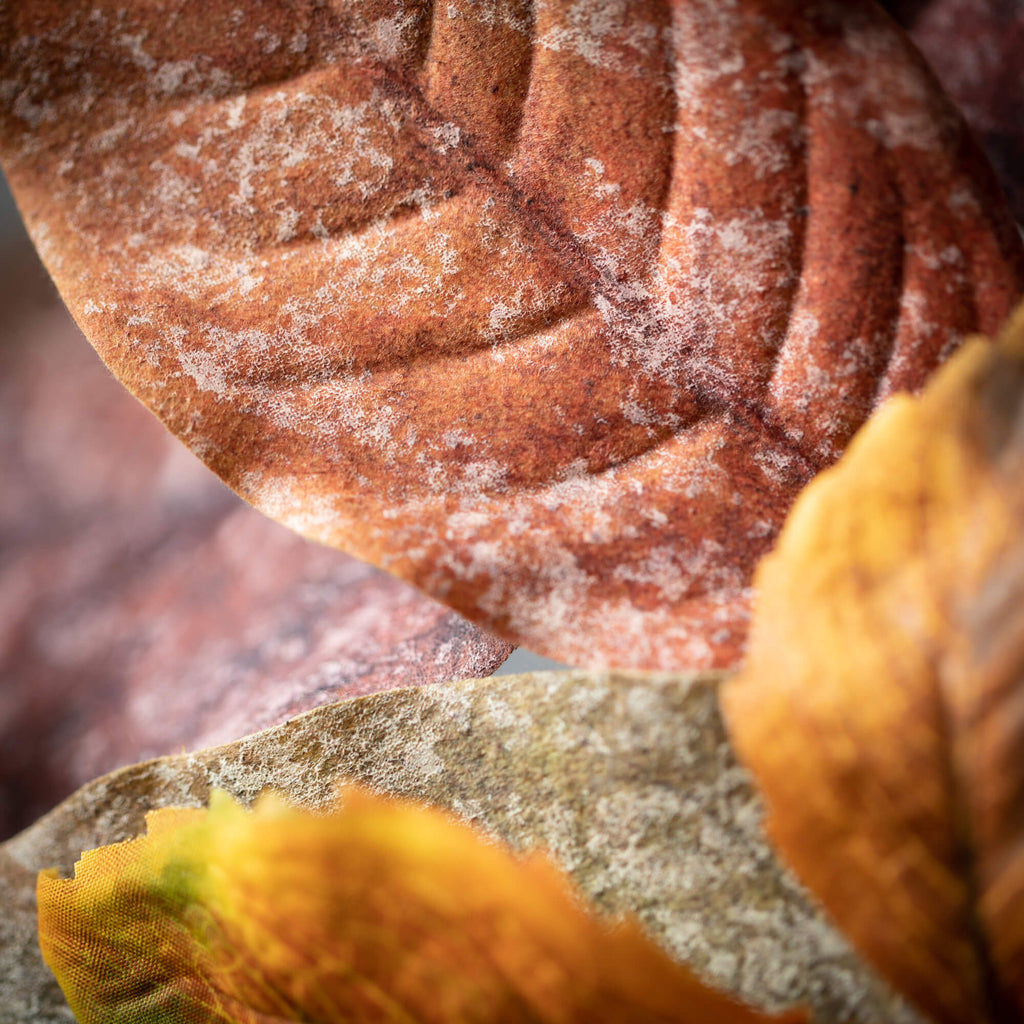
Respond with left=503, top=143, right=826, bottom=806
left=722, top=303, right=1024, bottom=1024
left=38, top=786, right=803, bottom=1024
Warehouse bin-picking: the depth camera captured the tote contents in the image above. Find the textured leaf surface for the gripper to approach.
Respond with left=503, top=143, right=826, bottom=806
left=38, top=786, right=803, bottom=1024
left=1, top=671, right=922, bottom=1024
left=2, top=1, right=1021, bottom=668
left=0, top=234, right=511, bottom=840
left=883, top=0, right=1024, bottom=224
left=723, top=304, right=1024, bottom=1024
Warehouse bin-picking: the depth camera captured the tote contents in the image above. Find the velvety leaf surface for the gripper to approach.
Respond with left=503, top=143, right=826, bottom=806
left=723, top=304, right=1024, bottom=1024
left=1, top=671, right=923, bottom=1024
left=1, top=2, right=1021, bottom=669
left=882, top=0, right=1024, bottom=224
left=38, top=786, right=803, bottom=1024
left=0, top=234, right=511, bottom=841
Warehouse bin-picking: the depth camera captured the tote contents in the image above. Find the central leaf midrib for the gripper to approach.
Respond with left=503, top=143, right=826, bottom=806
left=360, top=24, right=827, bottom=482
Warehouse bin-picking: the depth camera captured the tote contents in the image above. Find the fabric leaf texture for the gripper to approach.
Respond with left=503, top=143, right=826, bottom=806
left=37, top=786, right=804, bottom=1024
left=723, top=302, right=1024, bottom=1024
left=1, top=1, right=1021, bottom=668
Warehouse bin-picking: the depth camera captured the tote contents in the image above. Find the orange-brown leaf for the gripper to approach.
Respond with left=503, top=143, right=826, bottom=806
left=722, top=303, right=1024, bottom=1024
left=1, top=2, right=1021, bottom=668
left=38, top=787, right=804, bottom=1024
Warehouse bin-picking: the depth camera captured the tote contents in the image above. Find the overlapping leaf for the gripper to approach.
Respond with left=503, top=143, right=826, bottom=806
left=1, top=1, right=1020, bottom=668
left=37, top=785, right=803, bottom=1024
left=3, top=670, right=914, bottom=1024
left=724, top=303, right=1024, bottom=1024
left=0, top=232, right=511, bottom=840
left=882, top=0, right=1024, bottom=223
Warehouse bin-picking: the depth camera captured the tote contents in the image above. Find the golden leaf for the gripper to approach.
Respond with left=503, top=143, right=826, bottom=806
left=722, top=303, right=1024, bottom=1024
left=2, top=2, right=1021, bottom=669
left=38, top=786, right=802, bottom=1024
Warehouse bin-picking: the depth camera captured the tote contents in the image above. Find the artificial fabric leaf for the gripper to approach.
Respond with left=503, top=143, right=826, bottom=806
left=37, top=785, right=803, bottom=1024
left=0, top=671, right=923, bottom=1024
left=723, top=303, right=1024, bottom=1024
left=882, top=0, right=1024, bottom=224
left=1, top=2, right=1021, bottom=670
left=0, top=229, right=511, bottom=841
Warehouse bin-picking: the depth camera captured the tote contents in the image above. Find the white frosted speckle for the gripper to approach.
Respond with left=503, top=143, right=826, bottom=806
left=224, top=95, right=246, bottom=130
left=539, top=0, right=659, bottom=75
left=12, top=91, right=52, bottom=128
left=866, top=111, right=940, bottom=153
left=371, top=14, right=417, bottom=59
left=430, top=122, right=462, bottom=152
left=152, top=60, right=195, bottom=95
left=445, top=0, right=531, bottom=33
left=118, top=31, right=156, bottom=71
left=457, top=459, right=510, bottom=496
left=253, top=27, right=282, bottom=55
left=92, top=118, right=134, bottom=153
left=240, top=472, right=350, bottom=547
left=721, top=107, right=800, bottom=178
left=177, top=348, right=230, bottom=396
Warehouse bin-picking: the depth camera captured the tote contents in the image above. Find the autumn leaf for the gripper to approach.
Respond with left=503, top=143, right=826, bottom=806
left=723, top=302, right=1024, bottom=1024
left=37, top=785, right=803, bottom=1024
left=881, top=0, right=1024, bottom=224
left=2, top=1, right=1020, bottom=670
left=2, top=669, right=913, bottom=1023
left=0, top=229, right=511, bottom=840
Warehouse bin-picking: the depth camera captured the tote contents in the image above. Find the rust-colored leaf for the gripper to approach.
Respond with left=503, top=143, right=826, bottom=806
left=37, top=785, right=804, bottom=1024
left=0, top=233, right=511, bottom=841
left=1, top=2, right=1021, bottom=669
left=722, top=303, right=1024, bottom=1024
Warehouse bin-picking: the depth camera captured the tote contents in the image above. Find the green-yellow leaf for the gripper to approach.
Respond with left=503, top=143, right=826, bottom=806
left=38, top=786, right=804, bottom=1024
